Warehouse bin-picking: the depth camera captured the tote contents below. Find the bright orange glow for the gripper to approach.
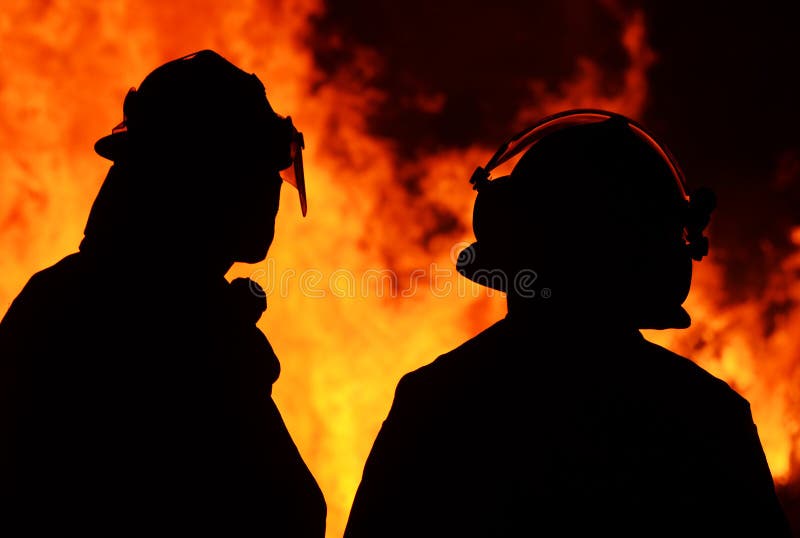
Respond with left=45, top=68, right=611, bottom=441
left=1, top=2, right=796, bottom=536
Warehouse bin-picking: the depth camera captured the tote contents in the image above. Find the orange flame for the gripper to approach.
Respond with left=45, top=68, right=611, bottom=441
left=1, top=2, right=796, bottom=535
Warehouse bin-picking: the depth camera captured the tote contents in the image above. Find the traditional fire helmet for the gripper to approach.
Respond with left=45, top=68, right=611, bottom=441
left=457, top=109, right=715, bottom=329
left=94, top=49, right=307, bottom=216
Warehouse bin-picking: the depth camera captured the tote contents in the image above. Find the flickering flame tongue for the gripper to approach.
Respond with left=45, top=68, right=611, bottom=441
left=0, top=2, right=797, bottom=536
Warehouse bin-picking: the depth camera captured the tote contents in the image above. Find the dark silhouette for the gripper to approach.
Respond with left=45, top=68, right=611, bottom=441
left=344, top=110, right=791, bottom=537
left=0, top=50, right=324, bottom=535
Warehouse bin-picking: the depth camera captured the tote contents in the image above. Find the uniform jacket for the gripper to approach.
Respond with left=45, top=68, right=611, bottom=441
left=0, top=251, right=326, bottom=536
left=345, top=313, right=790, bottom=537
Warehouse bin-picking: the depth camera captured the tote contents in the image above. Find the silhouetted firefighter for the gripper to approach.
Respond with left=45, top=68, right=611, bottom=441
left=345, top=110, right=791, bottom=537
left=0, top=50, right=324, bottom=535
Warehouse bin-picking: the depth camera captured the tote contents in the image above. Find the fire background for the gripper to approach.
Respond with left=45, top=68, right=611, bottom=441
left=1, top=1, right=798, bottom=535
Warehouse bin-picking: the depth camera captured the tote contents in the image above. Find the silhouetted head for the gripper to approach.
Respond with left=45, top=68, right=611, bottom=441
left=85, top=50, right=306, bottom=270
left=457, top=110, right=715, bottom=329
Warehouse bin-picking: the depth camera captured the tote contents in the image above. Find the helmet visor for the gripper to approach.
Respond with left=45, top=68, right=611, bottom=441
left=279, top=117, right=307, bottom=216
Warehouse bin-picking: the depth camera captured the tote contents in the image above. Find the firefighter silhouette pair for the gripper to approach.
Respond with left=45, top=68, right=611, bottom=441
left=0, top=50, right=791, bottom=536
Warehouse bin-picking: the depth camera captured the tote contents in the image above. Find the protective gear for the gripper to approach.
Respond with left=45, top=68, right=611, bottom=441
left=0, top=253, right=327, bottom=535
left=457, top=109, right=716, bottom=329
left=94, top=50, right=307, bottom=216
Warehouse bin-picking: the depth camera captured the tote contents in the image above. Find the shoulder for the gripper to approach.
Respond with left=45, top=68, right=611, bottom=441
left=405, top=318, right=507, bottom=372
left=1, top=254, right=91, bottom=355
left=391, top=319, right=510, bottom=404
left=635, top=336, right=751, bottom=415
left=18, top=253, right=84, bottom=296
left=0, top=254, right=84, bottom=361
left=2, top=254, right=83, bottom=321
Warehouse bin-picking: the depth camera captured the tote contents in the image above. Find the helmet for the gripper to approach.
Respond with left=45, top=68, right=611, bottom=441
left=457, top=109, right=715, bottom=329
left=94, top=49, right=307, bottom=216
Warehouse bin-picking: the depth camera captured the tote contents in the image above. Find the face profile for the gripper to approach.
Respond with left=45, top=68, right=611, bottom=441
left=223, top=165, right=284, bottom=264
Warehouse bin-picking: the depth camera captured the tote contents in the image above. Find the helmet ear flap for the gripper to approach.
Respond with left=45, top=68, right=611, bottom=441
left=471, top=175, right=516, bottom=242
left=686, top=187, right=716, bottom=261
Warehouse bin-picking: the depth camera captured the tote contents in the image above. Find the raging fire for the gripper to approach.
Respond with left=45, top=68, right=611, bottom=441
left=0, top=1, right=797, bottom=536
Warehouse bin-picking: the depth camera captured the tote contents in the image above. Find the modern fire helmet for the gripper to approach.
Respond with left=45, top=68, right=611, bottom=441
left=94, top=49, right=307, bottom=216
left=457, top=109, right=715, bottom=329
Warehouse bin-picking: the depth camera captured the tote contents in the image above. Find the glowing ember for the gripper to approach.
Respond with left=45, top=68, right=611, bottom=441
left=1, top=1, right=796, bottom=535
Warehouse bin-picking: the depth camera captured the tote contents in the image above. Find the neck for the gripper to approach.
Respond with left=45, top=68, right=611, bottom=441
left=80, top=230, right=233, bottom=287
left=506, top=293, right=638, bottom=333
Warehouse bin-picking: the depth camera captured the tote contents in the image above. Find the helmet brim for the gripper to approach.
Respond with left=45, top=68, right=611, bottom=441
left=94, top=131, right=128, bottom=161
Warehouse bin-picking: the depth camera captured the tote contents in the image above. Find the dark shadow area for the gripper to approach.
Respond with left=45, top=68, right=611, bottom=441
left=0, top=50, right=324, bottom=535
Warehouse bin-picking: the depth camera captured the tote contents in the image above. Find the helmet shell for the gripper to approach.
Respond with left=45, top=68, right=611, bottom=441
left=95, top=50, right=293, bottom=171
